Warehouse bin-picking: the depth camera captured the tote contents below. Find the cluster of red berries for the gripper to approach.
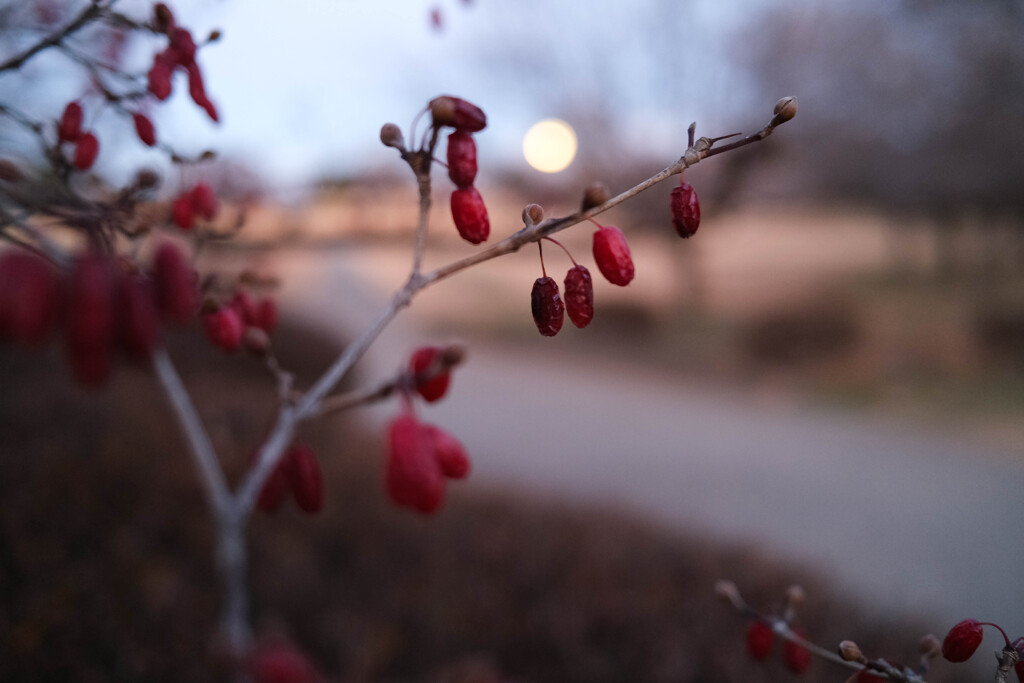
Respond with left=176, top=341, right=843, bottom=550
left=433, top=95, right=490, bottom=245
left=745, top=621, right=812, bottom=674
left=172, top=182, right=219, bottom=230
left=255, top=443, right=323, bottom=515
left=57, top=101, right=100, bottom=170
left=384, top=346, right=470, bottom=515
left=202, top=288, right=278, bottom=354
left=147, top=3, right=218, bottom=122
left=941, top=619, right=1024, bottom=679
left=0, top=242, right=197, bottom=387
left=529, top=221, right=634, bottom=337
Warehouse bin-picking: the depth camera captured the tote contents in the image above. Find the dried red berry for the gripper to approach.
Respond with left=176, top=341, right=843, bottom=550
left=172, top=193, right=195, bottom=230
left=410, top=346, right=451, bottom=402
left=116, top=272, right=160, bottom=361
left=386, top=413, right=445, bottom=515
left=531, top=276, right=564, bottom=337
left=287, top=444, right=323, bottom=515
left=446, top=131, right=477, bottom=188
left=255, top=453, right=289, bottom=514
left=0, top=251, right=60, bottom=346
left=450, top=186, right=490, bottom=244
left=186, top=62, right=218, bottom=122
left=147, top=51, right=174, bottom=100
left=563, top=265, right=594, bottom=328
left=592, top=225, right=635, bottom=286
left=152, top=243, right=196, bottom=323
left=66, top=253, right=116, bottom=387
left=190, top=182, right=218, bottom=220
left=424, top=424, right=470, bottom=479
left=203, top=306, right=244, bottom=352
left=169, top=27, right=197, bottom=64
left=73, top=132, right=99, bottom=170
left=670, top=181, right=701, bottom=238
left=745, top=622, right=774, bottom=661
left=430, top=95, right=486, bottom=133
left=783, top=630, right=812, bottom=674
left=132, top=112, right=157, bottom=147
left=58, top=101, right=83, bottom=142
left=942, top=619, right=984, bottom=663
left=248, top=639, right=322, bottom=683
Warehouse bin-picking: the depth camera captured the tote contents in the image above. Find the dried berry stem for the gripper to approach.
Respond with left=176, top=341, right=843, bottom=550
left=543, top=236, right=578, bottom=267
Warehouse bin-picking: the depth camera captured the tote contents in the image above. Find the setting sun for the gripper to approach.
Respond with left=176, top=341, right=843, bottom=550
left=522, top=119, right=578, bottom=173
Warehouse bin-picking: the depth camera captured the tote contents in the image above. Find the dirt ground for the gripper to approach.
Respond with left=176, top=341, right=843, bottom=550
left=0, top=323, right=973, bottom=682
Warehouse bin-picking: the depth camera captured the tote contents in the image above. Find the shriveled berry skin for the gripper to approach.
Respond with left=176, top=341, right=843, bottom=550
left=745, top=621, right=774, bottom=661
left=410, top=346, right=450, bottom=402
left=152, top=243, right=196, bottom=323
left=386, top=413, right=445, bottom=515
left=450, top=187, right=490, bottom=244
left=132, top=113, right=157, bottom=147
left=783, top=629, right=811, bottom=674
left=446, top=131, right=477, bottom=188
left=424, top=424, right=470, bottom=479
left=58, top=101, right=83, bottom=142
left=670, top=181, right=700, bottom=238
left=563, top=265, right=594, bottom=328
left=430, top=95, right=487, bottom=133
left=531, top=276, right=564, bottom=337
left=287, top=444, right=323, bottom=514
left=941, top=619, right=984, bottom=663
left=592, top=225, right=635, bottom=286
left=73, top=132, right=99, bottom=170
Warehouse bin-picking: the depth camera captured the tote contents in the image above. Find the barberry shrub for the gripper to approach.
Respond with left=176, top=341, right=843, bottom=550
left=0, top=0, right=802, bottom=677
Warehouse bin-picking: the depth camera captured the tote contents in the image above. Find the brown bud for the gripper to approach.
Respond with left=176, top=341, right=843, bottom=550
left=153, top=3, right=175, bottom=32
left=440, top=343, right=467, bottom=368
left=785, top=584, right=806, bottom=607
left=581, top=181, right=611, bottom=211
left=714, top=580, right=741, bottom=607
left=379, top=123, right=406, bottom=150
left=200, top=150, right=217, bottom=161
left=522, top=203, right=544, bottom=225
left=208, top=29, right=222, bottom=42
left=773, top=96, right=798, bottom=124
left=0, top=159, right=23, bottom=183
left=135, top=168, right=160, bottom=189
left=918, top=634, right=941, bottom=659
left=838, top=640, right=864, bottom=662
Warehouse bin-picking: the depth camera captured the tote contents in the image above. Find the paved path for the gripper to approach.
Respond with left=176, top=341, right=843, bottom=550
left=279, top=249, right=1024, bottom=632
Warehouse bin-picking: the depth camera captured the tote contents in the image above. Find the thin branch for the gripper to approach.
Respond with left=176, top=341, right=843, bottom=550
left=151, top=348, right=232, bottom=516
left=0, top=1, right=106, bottom=73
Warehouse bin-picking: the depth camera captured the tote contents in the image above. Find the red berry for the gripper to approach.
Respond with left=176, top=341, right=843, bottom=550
left=286, top=444, right=323, bottom=514
left=670, top=181, right=701, bottom=238
left=132, top=112, right=157, bottom=147
left=446, top=131, right=477, bottom=188
left=58, top=101, right=83, bottom=142
left=0, top=251, right=60, bottom=346
left=745, top=621, right=774, bottom=661
left=147, top=51, right=174, bottom=100
left=190, top=182, right=218, bottom=220
left=231, top=289, right=258, bottom=323
left=254, top=453, right=289, bottom=514
left=430, top=95, right=486, bottom=133
left=172, top=193, right=195, bottom=230
left=1012, top=638, right=1024, bottom=682
left=253, top=297, right=278, bottom=334
left=169, top=27, right=196, bottom=65
left=203, top=306, right=244, bottom=352
left=592, top=225, right=635, bottom=286
left=450, top=186, right=490, bottom=244
left=73, top=132, right=99, bottom=170
left=531, top=276, right=564, bottom=337
left=187, top=62, right=218, bottom=122
left=152, top=243, right=197, bottom=323
left=424, top=424, right=470, bottom=479
left=66, top=253, right=115, bottom=387
left=248, top=639, right=322, bottom=683
left=116, top=272, right=160, bottom=361
left=942, top=619, right=984, bottom=663
left=783, top=630, right=811, bottom=674
left=386, top=413, right=445, bottom=515
left=409, top=346, right=450, bottom=402
left=563, top=265, right=594, bottom=328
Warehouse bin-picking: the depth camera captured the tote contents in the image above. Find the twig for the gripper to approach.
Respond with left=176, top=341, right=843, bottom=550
left=0, top=1, right=107, bottom=73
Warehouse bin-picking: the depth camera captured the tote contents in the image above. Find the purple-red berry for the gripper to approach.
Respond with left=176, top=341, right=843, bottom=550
left=430, top=95, right=487, bottom=133
left=450, top=186, right=490, bottom=244
left=670, top=180, right=700, bottom=238
left=592, top=225, right=635, bottom=286
left=783, top=629, right=811, bottom=674
left=132, top=112, right=157, bottom=147
left=58, top=101, right=83, bottom=142
left=202, top=306, right=244, bottom=352
left=563, top=265, right=594, bottom=328
left=745, top=622, right=774, bottom=661
left=73, top=132, right=99, bottom=170
left=446, top=131, right=478, bottom=188
left=410, top=346, right=451, bottom=402
left=942, top=619, right=984, bottom=663
left=386, top=413, right=445, bottom=515
left=531, top=276, right=564, bottom=337
left=286, top=444, right=323, bottom=515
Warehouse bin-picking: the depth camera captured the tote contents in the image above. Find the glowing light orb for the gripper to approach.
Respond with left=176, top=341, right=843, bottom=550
left=522, top=119, right=577, bottom=173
